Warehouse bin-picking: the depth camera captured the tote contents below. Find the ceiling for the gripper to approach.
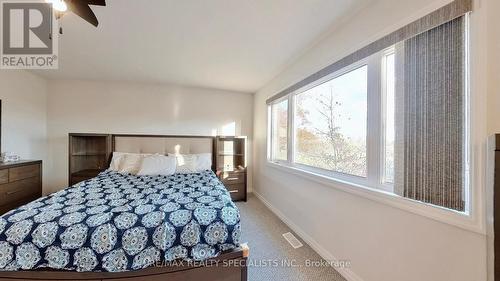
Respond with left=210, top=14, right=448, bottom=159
left=34, top=0, right=371, bottom=93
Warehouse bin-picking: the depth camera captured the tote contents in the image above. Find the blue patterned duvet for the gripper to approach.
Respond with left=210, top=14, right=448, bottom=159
left=0, top=170, right=241, bottom=272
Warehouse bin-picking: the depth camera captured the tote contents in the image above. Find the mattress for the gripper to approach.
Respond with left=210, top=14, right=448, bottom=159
left=0, top=170, right=241, bottom=272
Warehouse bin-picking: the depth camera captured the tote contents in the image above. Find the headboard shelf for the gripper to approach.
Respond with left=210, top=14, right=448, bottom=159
left=69, top=133, right=220, bottom=185
left=112, top=134, right=216, bottom=172
left=68, top=133, right=248, bottom=202
left=68, top=133, right=112, bottom=185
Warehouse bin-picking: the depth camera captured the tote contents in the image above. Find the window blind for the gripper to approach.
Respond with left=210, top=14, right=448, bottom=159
left=394, top=16, right=466, bottom=211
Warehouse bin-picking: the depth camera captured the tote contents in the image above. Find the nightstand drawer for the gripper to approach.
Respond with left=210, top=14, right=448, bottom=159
left=0, top=177, right=40, bottom=206
left=9, top=164, right=39, bottom=182
left=220, top=172, right=245, bottom=184
left=0, top=170, right=8, bottom=184
left=225, top=183, right=245, bottom=201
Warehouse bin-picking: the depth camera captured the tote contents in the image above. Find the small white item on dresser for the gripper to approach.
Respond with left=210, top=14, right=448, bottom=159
left=0, top=152, right=21, bottom=163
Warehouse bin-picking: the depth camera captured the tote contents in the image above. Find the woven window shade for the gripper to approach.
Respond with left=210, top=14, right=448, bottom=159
left=393, top=16, right=466, bottom=211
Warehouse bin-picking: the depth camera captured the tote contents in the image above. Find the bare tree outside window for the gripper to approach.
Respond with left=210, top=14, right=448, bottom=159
left=294, top=66, right=368, bottom=177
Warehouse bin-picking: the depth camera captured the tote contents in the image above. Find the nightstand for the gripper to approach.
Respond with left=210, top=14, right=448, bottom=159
left=215, top=136, right=247, bottom=202
left=218, top=169, right=247, bottom=202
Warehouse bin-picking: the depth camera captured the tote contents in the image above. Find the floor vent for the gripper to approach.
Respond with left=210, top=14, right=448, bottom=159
left=282, top=232, right=303, bottom=249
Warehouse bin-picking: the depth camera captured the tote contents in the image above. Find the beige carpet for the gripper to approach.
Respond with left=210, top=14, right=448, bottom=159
left=236, top=195, right=347, bottom=281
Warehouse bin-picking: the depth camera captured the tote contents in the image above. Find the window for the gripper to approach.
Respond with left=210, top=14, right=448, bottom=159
left=294, top=65, right=368, bottom=177
left=270, top=99, right=288, bottom=161
left=267, top=15, right=469, bottom=213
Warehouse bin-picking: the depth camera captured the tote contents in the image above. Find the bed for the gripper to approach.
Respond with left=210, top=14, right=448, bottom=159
left=0, top=135, right=248, bottom=281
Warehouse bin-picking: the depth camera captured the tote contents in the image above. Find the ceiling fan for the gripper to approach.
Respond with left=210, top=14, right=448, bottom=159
left=46, top=0, right=106, bottom=27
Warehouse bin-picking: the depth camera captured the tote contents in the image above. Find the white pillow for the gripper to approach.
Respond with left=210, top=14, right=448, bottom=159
left=120, top=153, right=145, bottom=174
left=169, top=153, right=212, bottom=173
left=109, top=152, right=150, bottom=175
left=170, top=154, right=197, bottom=174
left=195, top=153, right=212, bottom=171
left=109, top=152, right=126, bottom=171
left=137, top=154, right=177, bottom=176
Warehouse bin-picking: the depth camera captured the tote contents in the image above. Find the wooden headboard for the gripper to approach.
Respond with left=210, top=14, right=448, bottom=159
left=111, top=134, right=216, bottom=171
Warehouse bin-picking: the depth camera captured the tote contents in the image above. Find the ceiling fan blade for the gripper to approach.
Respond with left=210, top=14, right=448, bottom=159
left=66, top=1, right=99, bottom=27
left=86, top=0, right=106, bottom=6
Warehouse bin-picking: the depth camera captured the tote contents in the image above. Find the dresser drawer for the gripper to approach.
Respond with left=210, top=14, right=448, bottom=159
left=220, top=172, right=245, bottom=184
left=0, top=177, right=40, bottom=206
left=0, top=170, right=8, bottom=184
left=225, top=183, right=245, bottom=201
left=9, top=164, right=40, bottom=182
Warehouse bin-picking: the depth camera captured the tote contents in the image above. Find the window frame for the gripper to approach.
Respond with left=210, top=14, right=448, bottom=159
left=291, top=59, right=371, bottom=186
left=380, top=47, right=397, bottom=190
left=268, top=96, right=290, bottom=165
left=269, top=53, right=392, bottom=191
left=266, top=42, right=474, bottom=224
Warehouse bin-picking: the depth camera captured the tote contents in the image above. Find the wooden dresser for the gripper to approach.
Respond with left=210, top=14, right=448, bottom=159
left=0, top=160, right=42, bottom=214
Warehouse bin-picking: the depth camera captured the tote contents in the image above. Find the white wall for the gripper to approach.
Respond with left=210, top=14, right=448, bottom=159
left=46, top=80, right=253, bottom=194
left=252, top=0, right=493, bottom=280
left=0, top=70, right=48, bottom=188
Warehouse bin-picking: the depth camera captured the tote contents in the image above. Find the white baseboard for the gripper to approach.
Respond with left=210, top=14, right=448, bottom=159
left=252, top=191, right=364, bottom=281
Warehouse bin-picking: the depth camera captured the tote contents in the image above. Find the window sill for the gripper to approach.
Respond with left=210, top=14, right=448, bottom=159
left=266, top=161, right=485, bottom=235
